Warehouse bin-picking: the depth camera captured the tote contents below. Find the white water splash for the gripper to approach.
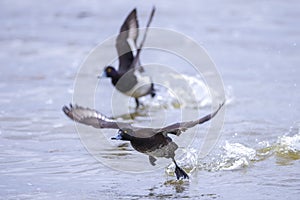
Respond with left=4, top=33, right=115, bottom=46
left=276, top=133, right=300, bottom=154
left=142, top=74, right=233, bottom=109
left=165, top=148, right=198, bottom=177
left=218, top=141, right=256, bottom=170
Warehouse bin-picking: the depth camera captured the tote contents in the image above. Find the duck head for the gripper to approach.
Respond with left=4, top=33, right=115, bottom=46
left=111, top=128, right=134, bottom=141
left=100, top=66, right=118, bottom=78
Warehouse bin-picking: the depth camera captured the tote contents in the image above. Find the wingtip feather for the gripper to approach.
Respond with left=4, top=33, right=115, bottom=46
left=62, top=104, right=75, bottom=120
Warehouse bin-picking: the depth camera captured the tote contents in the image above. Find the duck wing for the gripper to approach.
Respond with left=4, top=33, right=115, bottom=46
left=157, top=101, right=225, bottom=136
left=130, top=7, right=155, bottom=72
left=116, top=7, right=156, bottom=73
left=116, top=8, right=139, bottom=73
left=62, top=104, right=133, bottom=129
left=119, top=101, right=224, bottom=139
left=62, top=100, right=223, bottom=139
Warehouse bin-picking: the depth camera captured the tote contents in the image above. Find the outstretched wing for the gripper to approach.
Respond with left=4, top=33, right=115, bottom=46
left=116, top=7, right=156, bottom=73
left=158, top=101, right=225, bottom=136
left=62, top=104, right=132, bottom=129
left=116, top=8, right=139, bottom=73
left=130, top=7, right=155, bottom=71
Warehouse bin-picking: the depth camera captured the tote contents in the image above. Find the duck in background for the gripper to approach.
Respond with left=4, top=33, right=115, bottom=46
left=101, top=8, right=156, bottom=108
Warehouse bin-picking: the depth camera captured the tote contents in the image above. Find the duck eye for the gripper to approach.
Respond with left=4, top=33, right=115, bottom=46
left=124, top=130, right=127, bottom=133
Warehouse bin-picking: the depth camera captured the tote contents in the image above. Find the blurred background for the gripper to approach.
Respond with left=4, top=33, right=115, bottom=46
left=0, top=0, right=299, bottom=199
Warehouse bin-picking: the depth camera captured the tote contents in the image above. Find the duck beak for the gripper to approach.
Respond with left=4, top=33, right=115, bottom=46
left=98, top=71, right=107, bottom=79
left=111, top=133, right=122, bottom=140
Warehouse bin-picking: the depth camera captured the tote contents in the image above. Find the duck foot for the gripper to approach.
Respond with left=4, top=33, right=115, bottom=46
left=172, top=159, right=189, bottom=180
left=135, top=98, right=140, bottom=108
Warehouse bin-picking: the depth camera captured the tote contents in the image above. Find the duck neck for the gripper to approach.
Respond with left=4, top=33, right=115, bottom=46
left=110, top=74, right=121, bottom=86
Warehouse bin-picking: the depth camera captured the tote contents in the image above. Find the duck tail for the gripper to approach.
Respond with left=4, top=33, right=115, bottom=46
left=173, top=159, right=189, bottom=180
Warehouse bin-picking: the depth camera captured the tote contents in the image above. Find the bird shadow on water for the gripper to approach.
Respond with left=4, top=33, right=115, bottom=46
left=163, top=179, right=189, bottom=194
left=110, top=108, right=149, bottom=121
left=147, top=180, right=219, bottom=199
left=109, top=101, right=166, bottom=122
left=146, top=180, right=190, bottom=199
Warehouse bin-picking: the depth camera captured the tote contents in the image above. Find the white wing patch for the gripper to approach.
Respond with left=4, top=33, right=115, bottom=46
left=124, top=71, right=152, bottom=98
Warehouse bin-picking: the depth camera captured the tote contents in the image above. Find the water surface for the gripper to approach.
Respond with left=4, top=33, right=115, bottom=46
left=0, top=0, right=299, bottom=199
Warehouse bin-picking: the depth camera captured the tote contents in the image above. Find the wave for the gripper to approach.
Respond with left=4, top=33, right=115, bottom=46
left=165, top=124, right=300, bottom=175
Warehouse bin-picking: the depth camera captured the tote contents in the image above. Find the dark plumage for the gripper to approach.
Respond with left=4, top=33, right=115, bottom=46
left=62, top=101, right=225, bottom=180
left=101, top=8, right=156, bottom=108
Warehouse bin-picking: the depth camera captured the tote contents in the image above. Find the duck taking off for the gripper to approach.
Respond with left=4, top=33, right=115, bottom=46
left=101, top=8, right=156, bottom=108
left=62, top=101, right=225, bottom=180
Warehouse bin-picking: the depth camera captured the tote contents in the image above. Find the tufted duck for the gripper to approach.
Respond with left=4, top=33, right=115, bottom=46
left=62, top=101, right=225, bottom=180
left=101, top=8, right=156, bottom=108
